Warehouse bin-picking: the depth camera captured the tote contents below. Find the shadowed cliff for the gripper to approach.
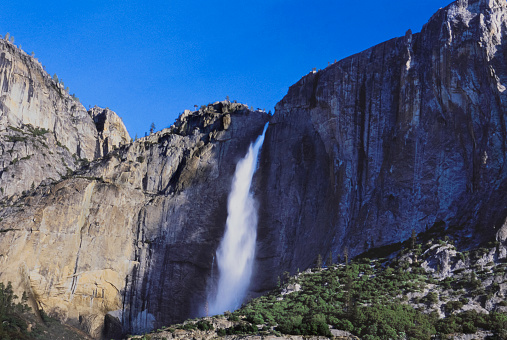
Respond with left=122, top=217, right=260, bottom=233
left=254, top=0, right=507, bottom=292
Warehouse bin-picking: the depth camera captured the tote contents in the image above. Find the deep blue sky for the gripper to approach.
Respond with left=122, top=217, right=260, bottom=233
left=1, top=0, right=451, bottom=138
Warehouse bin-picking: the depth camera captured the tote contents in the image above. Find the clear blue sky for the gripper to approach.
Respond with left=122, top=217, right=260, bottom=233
left=0, top=0, right=452, bottom=138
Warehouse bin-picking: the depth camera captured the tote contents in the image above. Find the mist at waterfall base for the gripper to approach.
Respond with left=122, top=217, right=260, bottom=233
left=207, top=123, right=268, bottom=316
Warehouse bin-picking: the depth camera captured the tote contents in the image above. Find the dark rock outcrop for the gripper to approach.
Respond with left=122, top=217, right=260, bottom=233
left=254, top=0, right=507, bottom=291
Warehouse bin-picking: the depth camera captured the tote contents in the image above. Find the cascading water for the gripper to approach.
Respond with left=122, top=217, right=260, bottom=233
left=208, top=123, right=268, bottom=315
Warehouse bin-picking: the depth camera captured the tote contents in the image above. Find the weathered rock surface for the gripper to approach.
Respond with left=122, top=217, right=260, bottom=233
left=0, top=39, right=98, bottom=160
left=88, top=106, right=130, bottom=157
left=0, top=38, right=112, bottom=200
left=0, top=101, right=269, bottom=338
left=254, top=0, right=507, bottom=291
left=3, top=0, right=507, bottom=338
left=0, top=123, right=82, bottom=199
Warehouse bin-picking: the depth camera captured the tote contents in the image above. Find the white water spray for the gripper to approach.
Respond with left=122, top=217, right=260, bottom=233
left=208, top=123, right=268, bottom=315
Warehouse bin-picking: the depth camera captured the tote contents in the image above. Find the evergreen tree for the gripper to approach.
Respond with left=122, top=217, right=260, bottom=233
left=315, top=254, right=322, bottom=269
left=150, top=122, right=155, bottom=134
left=411, top=229, right=417, bottom=250
left=327, top=252, right=333, bottom=267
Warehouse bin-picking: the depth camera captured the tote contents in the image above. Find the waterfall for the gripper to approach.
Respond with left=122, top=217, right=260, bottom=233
left=208, top=123, right=268, bottom=315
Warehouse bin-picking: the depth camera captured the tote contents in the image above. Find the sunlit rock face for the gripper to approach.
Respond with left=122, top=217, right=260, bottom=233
left=88, top=106, right=131, bottom=157
left=255, top=0, right=507, bottom=291
left=0, top=39, right=98, bottom=160
left=0, top=38, right=104, bottom=200
left=0, top=101, right=269, bottom=337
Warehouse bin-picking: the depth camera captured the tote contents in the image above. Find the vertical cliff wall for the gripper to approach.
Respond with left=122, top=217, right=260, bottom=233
left=0, top=39, right=130, bottom=200
left=254, top=0, right=507, bottom=291
left=0, top=39, right=98, bottom=159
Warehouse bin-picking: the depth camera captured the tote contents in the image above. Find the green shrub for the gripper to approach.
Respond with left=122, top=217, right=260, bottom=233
left=196, top=319, right=213, bottom=331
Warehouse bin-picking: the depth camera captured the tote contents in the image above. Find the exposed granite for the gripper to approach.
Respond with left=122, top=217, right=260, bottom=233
left=0, top=101, right=269, bottom=338
left=254, top=0, right=507, bottom=291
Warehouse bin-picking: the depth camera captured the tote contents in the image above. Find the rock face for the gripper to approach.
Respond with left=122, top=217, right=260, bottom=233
left=0, top=38, right=107, bottom=200
left=88, top=106, right=131, bottom=157
left=0, top=39, right=98, bottom=160
left=254, top=0, right=507, bottom=291
left=2, top=0, right=507, bottom=338
left=0, top=101, right=269, bottom=338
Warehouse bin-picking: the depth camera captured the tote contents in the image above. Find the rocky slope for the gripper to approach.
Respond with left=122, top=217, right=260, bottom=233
left=254, top=0, right=507, bottom=292
left=131, top=237, right=507, bottom=340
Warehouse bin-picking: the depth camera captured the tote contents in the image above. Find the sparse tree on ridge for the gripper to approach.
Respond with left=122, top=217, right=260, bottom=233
left=150, top=122, right=155, bottom=134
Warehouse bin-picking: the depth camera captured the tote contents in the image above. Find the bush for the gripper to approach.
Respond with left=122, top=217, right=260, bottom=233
left=335, top=319, right=354, bottom=332
left=225, top=322, right=257, bottom=335
left=196, top=320, right=213, bottom=331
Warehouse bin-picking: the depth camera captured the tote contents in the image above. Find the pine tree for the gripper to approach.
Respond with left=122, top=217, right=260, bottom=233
left=343, top=246, right=349, bottom=265
left=327, top=252, right=333, bottom=267
left=5, top=32, right=9, bottom=41
left=282, top=271, right=290, bottom=285
left=411, top=229, right=417, bottom=250
left=150, top=122, right=155, bottom=134
left=315, top=254, right=322, bottom=269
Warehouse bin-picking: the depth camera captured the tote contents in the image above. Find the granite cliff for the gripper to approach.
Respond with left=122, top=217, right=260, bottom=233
left=0, top=100, right=269, bottom=338
left=253, top=0, right=507, bottom=292
left=1, top=0, right=507, bottom=339
left=0, top=37, right=129, bottom=199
